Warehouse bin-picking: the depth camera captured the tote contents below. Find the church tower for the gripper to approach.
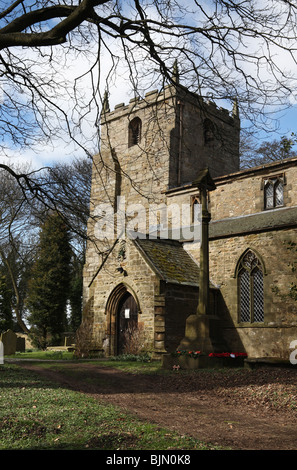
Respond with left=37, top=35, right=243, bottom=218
left=84, top=84, right=240, bottom=292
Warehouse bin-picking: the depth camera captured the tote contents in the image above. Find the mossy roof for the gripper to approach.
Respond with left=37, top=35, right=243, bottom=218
left=209, top=206, right=297, bottom=239
left=132, top=237, right=201, bottom=286
left=164, top=206, right=297, bottom=242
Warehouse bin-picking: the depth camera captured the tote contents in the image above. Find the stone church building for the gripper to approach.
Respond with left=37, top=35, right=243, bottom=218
left=82, top=83, right=297, bottom=361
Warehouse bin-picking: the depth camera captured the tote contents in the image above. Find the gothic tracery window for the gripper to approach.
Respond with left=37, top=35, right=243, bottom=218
left=237, top=250, right=264, bottom=323
left=264, top=177, right=284, bottom=209
left=128, top=117, right=142, bottom=147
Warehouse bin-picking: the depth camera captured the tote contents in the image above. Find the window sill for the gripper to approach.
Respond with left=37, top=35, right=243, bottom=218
left=264, top=204, right=285, bottom=211
left=236, top=322, right=265, bottom=327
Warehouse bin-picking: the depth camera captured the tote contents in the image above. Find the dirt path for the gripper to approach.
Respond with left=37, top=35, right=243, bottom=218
left=20, top=362, right=297, bottom=450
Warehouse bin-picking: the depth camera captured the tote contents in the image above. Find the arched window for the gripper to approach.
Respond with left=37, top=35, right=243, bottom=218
left=128, top=117, right=142, bottom=147
left=264, top=177, right=284, bottom=209
left=237, top=250, right=264, bottom=323
left=191, top=195, right=200, bottom=223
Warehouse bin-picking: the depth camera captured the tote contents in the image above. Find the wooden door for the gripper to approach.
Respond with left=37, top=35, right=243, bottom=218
left=117, top=293, right=138, bottom=354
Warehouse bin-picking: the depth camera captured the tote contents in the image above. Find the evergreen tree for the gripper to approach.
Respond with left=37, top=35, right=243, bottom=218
left=26, top=212, right=72, bottom=348
left=68, top=253, right=84, bottom=331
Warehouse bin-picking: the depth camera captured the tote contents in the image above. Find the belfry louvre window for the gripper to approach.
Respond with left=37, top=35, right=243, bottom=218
left=203, top=118, right=215, bottom=144
left=128, top=117, right=142, bottom=147
left=264, top=177, right=284, bottom=209
left=238, top=250, right=264, bottom=323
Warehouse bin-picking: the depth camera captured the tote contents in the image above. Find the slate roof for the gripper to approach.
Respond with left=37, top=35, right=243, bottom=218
left=129, top=206, right=297, bottom=288
left=163, top=206, right=297, bottom=241
left=132, top=237, right=201, bottom=286
left=209, top=206, right=297, bottom=239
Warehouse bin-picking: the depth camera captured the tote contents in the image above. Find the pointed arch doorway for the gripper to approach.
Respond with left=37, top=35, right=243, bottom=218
left=105, top=284, right=140, bottom=356
left=117, top=292, right=138, bottom=355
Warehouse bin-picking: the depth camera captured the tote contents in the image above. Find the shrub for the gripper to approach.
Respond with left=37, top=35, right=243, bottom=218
left=122, top=323, right=149, bottom=355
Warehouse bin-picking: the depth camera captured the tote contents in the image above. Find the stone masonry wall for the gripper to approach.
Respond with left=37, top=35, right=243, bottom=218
left=87, top=239, right=160, bottom=354
left=83, top=87, right=177, bottom=304
left=209, top=159, right=297, bottom=220
left=165, top=158, right=297, bottom=225
left=208, top=228, right=297, bottom=358
left=177, top=97, right=240, bottom=182
left=165, top=158, right=297, bottom=359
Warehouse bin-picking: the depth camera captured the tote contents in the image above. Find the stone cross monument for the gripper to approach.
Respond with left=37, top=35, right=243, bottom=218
left=178, top=168, right=217, bottom=353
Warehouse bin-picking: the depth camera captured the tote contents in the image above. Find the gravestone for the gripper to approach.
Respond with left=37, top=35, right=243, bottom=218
left=0, top=329, right=17, bottom=356
left=16, top=336, right=25, bottom=352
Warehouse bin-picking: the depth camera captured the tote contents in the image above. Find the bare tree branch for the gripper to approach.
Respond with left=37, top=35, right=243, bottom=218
left=1, top=1, right=297, bottom=174
left=0, top=0, right=109, bottom=48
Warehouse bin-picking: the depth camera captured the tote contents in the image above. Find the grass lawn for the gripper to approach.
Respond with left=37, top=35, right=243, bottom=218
left=0, top=360, right=218, bottom=451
